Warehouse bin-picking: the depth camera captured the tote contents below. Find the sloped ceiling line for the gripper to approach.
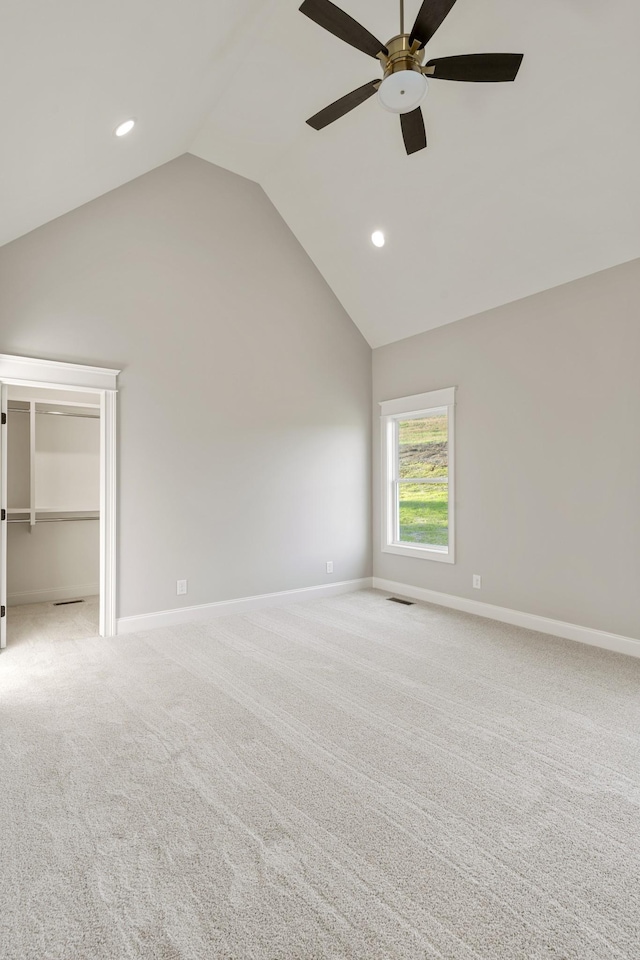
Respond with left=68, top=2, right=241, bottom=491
left=3, top=0, right=640, bottom=347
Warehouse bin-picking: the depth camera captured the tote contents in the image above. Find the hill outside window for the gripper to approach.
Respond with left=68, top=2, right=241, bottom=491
left=380, top=387, right=456, bottom=563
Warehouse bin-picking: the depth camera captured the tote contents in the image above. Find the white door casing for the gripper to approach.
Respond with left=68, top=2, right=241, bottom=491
left=0, top=384, right=7, bottom=648
left=0, top=354, right=120, bottom=642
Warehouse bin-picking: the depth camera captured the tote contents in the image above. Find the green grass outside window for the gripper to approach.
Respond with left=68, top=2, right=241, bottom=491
left=398, top=414, right=448, bottom=547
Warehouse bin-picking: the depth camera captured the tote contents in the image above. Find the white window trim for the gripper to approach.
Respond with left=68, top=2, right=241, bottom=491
left=380, top=387, right=456, bottom=564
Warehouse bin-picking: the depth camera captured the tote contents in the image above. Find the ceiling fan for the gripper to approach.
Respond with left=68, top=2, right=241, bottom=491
left=299, top=0, right=524, bottom=154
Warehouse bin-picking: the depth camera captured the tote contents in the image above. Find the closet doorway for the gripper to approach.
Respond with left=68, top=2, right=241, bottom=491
left=0, top=354, right=119, bottom=649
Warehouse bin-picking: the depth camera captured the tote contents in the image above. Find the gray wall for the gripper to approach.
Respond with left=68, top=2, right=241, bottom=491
left=0, top=154, right=372, bottom=619
left=373, top=259, right=640, bottom=640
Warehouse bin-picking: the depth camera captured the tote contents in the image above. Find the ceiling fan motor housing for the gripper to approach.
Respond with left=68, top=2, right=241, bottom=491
left=380, top=34, right=427, bottom=77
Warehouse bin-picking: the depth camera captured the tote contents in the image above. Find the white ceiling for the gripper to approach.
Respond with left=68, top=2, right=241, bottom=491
left=0, top=0, right=267, bottom=247
left=3, top=0, right=640, bottom=347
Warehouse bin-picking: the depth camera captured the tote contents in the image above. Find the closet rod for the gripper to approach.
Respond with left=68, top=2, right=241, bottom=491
left=7, top=407, right=99, bottom=420
left=7, top=516, right=99, bottom=524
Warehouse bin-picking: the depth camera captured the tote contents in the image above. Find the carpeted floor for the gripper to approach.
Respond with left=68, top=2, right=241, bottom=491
left=1, top=589, right=639, bottom=959
left=6, top=595, right=99, bottom=648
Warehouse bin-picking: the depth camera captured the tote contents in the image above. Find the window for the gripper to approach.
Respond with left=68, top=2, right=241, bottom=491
left=380, top=387, right=455, bottom=563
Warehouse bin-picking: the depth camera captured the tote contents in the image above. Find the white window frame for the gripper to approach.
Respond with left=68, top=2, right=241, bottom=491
left=380, top=387, right=456, bottom=563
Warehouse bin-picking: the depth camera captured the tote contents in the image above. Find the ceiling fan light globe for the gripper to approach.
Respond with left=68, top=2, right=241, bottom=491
left=377, top=71, right=428, bottom=114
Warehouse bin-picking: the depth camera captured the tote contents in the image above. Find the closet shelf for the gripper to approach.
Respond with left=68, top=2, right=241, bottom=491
left=8, top=514, right=99, bottom=524
left=34, top=507, right=99, bottom=513
left=7, top=400, right=100, bottom=521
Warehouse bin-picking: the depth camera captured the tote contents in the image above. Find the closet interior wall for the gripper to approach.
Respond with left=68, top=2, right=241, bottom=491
left=7, top=387, right=100, bottom=606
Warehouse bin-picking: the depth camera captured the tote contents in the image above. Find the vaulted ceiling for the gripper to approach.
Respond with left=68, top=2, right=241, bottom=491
left=3, top=0, right=640, bottom=346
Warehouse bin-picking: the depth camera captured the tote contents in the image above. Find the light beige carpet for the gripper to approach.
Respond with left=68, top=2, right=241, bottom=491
left=1, top=589, right=639, bottom=959
left=6, top=595, right=99, bottom=648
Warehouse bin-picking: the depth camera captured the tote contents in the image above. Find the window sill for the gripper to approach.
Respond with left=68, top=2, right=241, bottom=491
left=382, top=542, right=455, bottom=563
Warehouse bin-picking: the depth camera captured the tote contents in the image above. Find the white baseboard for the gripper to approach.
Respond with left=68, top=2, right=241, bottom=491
left=373, top=578, right=640, bottom=659
left=116, top=578, right=373, bottom=636
left=8, top=583, right=99, bottom=607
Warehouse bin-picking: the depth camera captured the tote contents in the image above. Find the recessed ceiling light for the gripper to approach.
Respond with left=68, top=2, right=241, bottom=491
left=114, top=119, right=136, bottom=138
left=371, top=230, right=385, bottom=248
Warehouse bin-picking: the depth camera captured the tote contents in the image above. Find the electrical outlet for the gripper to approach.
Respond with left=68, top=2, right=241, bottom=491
left=177, top=579, right=188, bottom=596
left=326, top=561, right=333, bottom=574
left=472, top=575, right=482, bottom=590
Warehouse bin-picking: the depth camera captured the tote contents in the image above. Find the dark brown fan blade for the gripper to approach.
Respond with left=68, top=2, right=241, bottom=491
left=400, top=109, right=427, bottom=155
left=426, top=53, right=524, bottom=82
left=409, top=0, right=459, bottom=49
left=299, top=0, right=387, bottom=58
left=306, top=80, right=379, bottom=130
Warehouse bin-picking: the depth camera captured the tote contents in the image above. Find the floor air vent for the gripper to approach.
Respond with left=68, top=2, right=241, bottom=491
left=387, top=597, right=414, bottom=606
left=53, top=599, right=85, bottom=606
